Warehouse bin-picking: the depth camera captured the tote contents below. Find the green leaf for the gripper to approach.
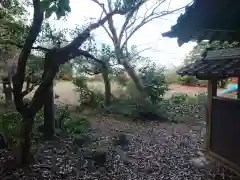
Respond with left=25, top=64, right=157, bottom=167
left=64, top=4, right=71, bottom=12
left=56, top=8, right=66, bottom=20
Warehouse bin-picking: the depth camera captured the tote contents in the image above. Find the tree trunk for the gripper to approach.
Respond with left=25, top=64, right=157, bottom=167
left=19, top=116, right=34, bottom=165
left=122, top=61, right=145, bottom=92
left=43, top=82, right=55, bottom=139
left=102, top=69, right=111, bottom=106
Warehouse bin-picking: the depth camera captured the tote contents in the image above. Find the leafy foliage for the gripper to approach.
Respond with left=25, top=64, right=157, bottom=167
left=139, top=63, right=168, bottom=104
left=73, top=76, right=100, bottom=107
left=41, top=0, right=71, bottom=19
left=97, top=62, right=169, bottom=121
left=0, top=0, right=29, bottom=57
left=177, top=76, right=197, bottom=86
left=0, top=111, right=21, bottom=147
left=165, top=92, right=207, bottom=123
left=64, top=116, right=91, bottom=135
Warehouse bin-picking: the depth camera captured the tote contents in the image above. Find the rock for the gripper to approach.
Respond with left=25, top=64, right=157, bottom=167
left=0, top=133, right=7, bottom=149
left=113, top=133, right=130, bottom=147
left=190, top=156, right=209, bottom=168
left=118, top=149, right=131, bottom=166
left=196, top=150, right=204, bottom=157
left=91, top=148, right=108, bottom=166
left=73, top=135, right=92, bottom=147
left=143, top=167, right=154, bottom=174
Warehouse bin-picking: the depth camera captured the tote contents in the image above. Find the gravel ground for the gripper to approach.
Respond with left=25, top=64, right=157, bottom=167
left=0, top=114, right=238, bottom=180
left=0, top=81, right=239, bottom=179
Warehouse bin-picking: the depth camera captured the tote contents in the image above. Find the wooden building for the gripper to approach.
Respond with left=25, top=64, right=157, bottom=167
left=162, top=0, right=240, bottom=175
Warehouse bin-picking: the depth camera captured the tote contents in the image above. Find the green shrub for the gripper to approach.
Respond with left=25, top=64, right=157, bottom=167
left=164, top=92, right=207, bottom=123
left=73, top=76, right=98, bottom=107
left=0, top=111, right=21, bottom=147
left=139, top=65, right=168, bottom=104
left=170, top=93, right=188, bottom=104
left=178, top=76, right=197, bottom=86
left=64, top=116, right=91, bottom=135
left=102, top=64, right=169, bottom=121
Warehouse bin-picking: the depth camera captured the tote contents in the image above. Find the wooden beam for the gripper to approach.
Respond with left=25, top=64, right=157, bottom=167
left=206, top=79, right=217, bottom=152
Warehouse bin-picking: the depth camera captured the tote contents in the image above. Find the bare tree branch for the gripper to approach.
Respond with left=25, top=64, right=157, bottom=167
left=61, top=7, right=121, bottom=53
left=105, top=0, right=118, bottom=45
left=101, top=24, right=114, bottom=41
left=118, top=11, right=135, bottom=44
left=70, top=49, right=105, bottom=66
left=91, top=0, right=107, bottom=14
left=120, top=5, right=187, bottom=51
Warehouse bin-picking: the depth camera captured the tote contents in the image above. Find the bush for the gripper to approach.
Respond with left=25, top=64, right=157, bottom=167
left=178, top=76, right=197, bottom=86
left=139, top=65, right=168, bottom=104
left=73, top=76, right=98, bottom=107
left=0, top=111, right=21, bottom=147
left=164, top=92, right=207, bottom=123
left=64, top=116, right=91, bottom=135
left=0, top=108, right=46, bottom=148
left=170, top=93, right=188, bottom=104
left=101, top=64, right=169, bottom=121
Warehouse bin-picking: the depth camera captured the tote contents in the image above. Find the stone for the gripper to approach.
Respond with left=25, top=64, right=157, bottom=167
left=113, top=133, right=130, bottom=147
left=91, top=148, right=108, bottom=166
left=196, top=150, right=204, bottom=157
left=190, top=156, right=209, bottom=168
left=73, top=135, right=92, bottom=147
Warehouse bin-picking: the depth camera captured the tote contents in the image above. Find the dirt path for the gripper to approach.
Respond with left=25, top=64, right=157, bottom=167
left=52, top=81, right=208, bottom=105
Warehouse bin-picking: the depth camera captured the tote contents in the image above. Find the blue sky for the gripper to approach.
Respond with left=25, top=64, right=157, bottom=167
left=34, top=0, right=196, bottom=68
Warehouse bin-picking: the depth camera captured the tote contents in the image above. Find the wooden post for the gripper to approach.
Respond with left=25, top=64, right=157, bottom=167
left=237, top=77, right=240, bottom=99
left=206, top=79, right=217, bottom=151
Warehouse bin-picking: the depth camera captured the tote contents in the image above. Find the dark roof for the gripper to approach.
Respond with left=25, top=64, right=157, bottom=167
left=162, top=0, right=240, bottom=46
left=177, top=47, right=240, bottom=79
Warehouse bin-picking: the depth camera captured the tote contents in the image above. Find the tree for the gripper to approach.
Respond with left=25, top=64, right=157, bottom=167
left=93, top=0, right=187, bottom=92
left=4, top=0, right=144, bottom=165
left=73, top=43, right=150, bottom=106
left=73, top=43, right=117, bottom=106
left=0, top=0, right=29, bottom=103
